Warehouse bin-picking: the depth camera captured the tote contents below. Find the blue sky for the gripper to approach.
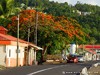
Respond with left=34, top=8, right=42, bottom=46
left=49, top=0, right=100, bottom=6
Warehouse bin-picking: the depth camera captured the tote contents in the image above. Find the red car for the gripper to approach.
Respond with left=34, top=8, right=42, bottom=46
left=67, top=54, right=78, bottom=63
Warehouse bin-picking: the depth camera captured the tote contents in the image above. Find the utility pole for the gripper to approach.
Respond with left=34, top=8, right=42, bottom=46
left=34, top=11, right=38, bottom=45
left=34, top=0, right=38, bottom=65
left=27, top=25, right=31, bottom=65
left=16, top=14, right=19, bottom=67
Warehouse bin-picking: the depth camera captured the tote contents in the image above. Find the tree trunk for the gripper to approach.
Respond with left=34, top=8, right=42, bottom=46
left=42, top=46, right=48, bottom=55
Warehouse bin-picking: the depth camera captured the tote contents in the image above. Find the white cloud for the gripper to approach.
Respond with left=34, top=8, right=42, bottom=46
left=49, top=0, right=100, bottom=6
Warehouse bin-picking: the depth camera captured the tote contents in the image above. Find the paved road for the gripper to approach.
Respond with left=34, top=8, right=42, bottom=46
left=0, top=60, right=100, bottom=75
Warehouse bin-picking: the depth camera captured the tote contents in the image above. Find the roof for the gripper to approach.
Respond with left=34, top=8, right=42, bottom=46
left=29, top=43, right=43, bottom=50
left=0, top=26, right=8, bottom=31
left=85, top=49, right=96, bottom=54
left=0, top=26, right=43, bottom=50
left=85, top=45, right=100, bottom=49
left=78, top=45, right=98, bottom=54
left=0, top=33, right=43, bottom=50
left=0, top=33, right=27, bottom=43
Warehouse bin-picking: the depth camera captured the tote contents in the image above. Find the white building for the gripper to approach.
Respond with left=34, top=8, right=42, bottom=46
left=0, top=26, right=43, bottom=67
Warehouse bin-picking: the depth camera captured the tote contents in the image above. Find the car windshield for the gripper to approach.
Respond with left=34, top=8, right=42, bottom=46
left=69, top=54, right=77, bottom=57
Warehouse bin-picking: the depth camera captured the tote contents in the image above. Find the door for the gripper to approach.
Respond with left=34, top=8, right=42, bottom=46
left=0, top=45, right=6, bottom=66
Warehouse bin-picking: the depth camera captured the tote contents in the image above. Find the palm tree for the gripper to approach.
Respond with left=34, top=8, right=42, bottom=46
left=0, top=0, right=21, bottom=18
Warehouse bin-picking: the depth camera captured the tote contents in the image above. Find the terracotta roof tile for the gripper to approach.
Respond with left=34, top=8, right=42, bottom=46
left=86, top=49, right=96, bottom=54
left=0, top=30, right=43, bottom=50
left=85, top=45, right=100, bottom=49
left=0, top=26, right=8, bottom=31
left=0, top=33, right=27, bottom=43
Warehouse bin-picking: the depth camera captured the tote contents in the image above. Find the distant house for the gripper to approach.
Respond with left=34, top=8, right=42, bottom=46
left=79, top=45, right=100, bottom=61
left=76, top=10, right=91, bottom=16
left=0, top=26, right=43, bottom=67
left=76, top=10, right=82, bottom=15
left=82, top=12, right=91, bottom=15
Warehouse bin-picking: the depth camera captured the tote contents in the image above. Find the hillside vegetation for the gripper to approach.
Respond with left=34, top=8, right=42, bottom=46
left=0, top=0, right=100, bottom=54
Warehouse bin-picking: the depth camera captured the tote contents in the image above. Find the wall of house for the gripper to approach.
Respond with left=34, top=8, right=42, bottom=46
left=0, top=45, right=6, bottom=66
left=28, top=48, right=35, bottom=65
left=84, top=52, right=99, bottom=61
left=6, top=45, right=25, bottom=67
left=96, top=55, right=100, bottom=60
left=84, top=52, right=92, bottom=61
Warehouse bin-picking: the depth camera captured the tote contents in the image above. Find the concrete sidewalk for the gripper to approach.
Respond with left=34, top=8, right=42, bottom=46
left=88, top=66, right=100, bottom=75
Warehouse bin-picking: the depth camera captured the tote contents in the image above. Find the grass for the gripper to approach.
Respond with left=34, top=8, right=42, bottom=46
left=0, top=65, right=6, bottom=70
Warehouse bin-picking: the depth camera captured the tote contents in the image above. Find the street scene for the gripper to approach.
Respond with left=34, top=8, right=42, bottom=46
left=0, top=0, right=100, bottom=75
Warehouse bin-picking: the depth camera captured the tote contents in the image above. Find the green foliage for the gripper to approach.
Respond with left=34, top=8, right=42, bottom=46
left=0, top=0, right=21, bottom=18
left=0, top=0, right=100, bottom=56
left=36, top=51, right=42, bottom=61
left=0, top=18, right=11, bottom=27
left=38, top=25, right=67, bottom=54
left=13, top=0, right=100, bottom=44
left=74, top=14, right=100, bottom=44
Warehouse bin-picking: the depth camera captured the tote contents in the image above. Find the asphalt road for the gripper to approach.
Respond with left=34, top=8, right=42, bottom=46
left=0, top=60, right=100, bottom=75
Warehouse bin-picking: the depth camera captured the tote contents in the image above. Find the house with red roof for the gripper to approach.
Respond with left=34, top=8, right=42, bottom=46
left=0, top=26, right=43, bottom=67
left=78, top=45, right=100, bottom=61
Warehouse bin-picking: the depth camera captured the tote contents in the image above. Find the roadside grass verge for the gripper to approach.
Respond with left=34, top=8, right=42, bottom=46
left=0, top=65, right=6, bottom=70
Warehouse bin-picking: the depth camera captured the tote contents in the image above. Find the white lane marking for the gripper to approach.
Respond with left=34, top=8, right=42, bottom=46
left=27, top=65, right=66, bottom=75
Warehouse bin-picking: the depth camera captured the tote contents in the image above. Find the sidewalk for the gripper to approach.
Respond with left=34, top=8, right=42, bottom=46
left=88, top=66, right=100, bottom=75
left=42, top=60, right=67, bottom=65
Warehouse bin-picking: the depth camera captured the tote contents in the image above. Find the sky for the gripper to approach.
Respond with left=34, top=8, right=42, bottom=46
left=49, top=0, right=100, bottom=6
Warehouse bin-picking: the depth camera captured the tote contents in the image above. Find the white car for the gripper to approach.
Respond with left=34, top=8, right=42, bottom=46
left=77, top=55, right=85, bottom=62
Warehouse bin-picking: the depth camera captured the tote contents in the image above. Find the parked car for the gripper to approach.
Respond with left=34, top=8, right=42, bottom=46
left=76, top=55, right=85, bottom=62
left=67, top=54, right=78, bottom=63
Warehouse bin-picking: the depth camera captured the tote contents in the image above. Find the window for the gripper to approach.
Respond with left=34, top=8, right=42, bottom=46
left=9, top=49, right=11, bottom=57
left=3, top=46, right=6, bottom=53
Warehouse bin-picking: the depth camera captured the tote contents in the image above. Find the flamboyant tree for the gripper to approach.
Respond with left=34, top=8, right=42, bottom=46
left=8, top=9, right=88, bottom=54
left=54, top=16, right=87, bottom=41
left=7, top=9, right=35, bottom=39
